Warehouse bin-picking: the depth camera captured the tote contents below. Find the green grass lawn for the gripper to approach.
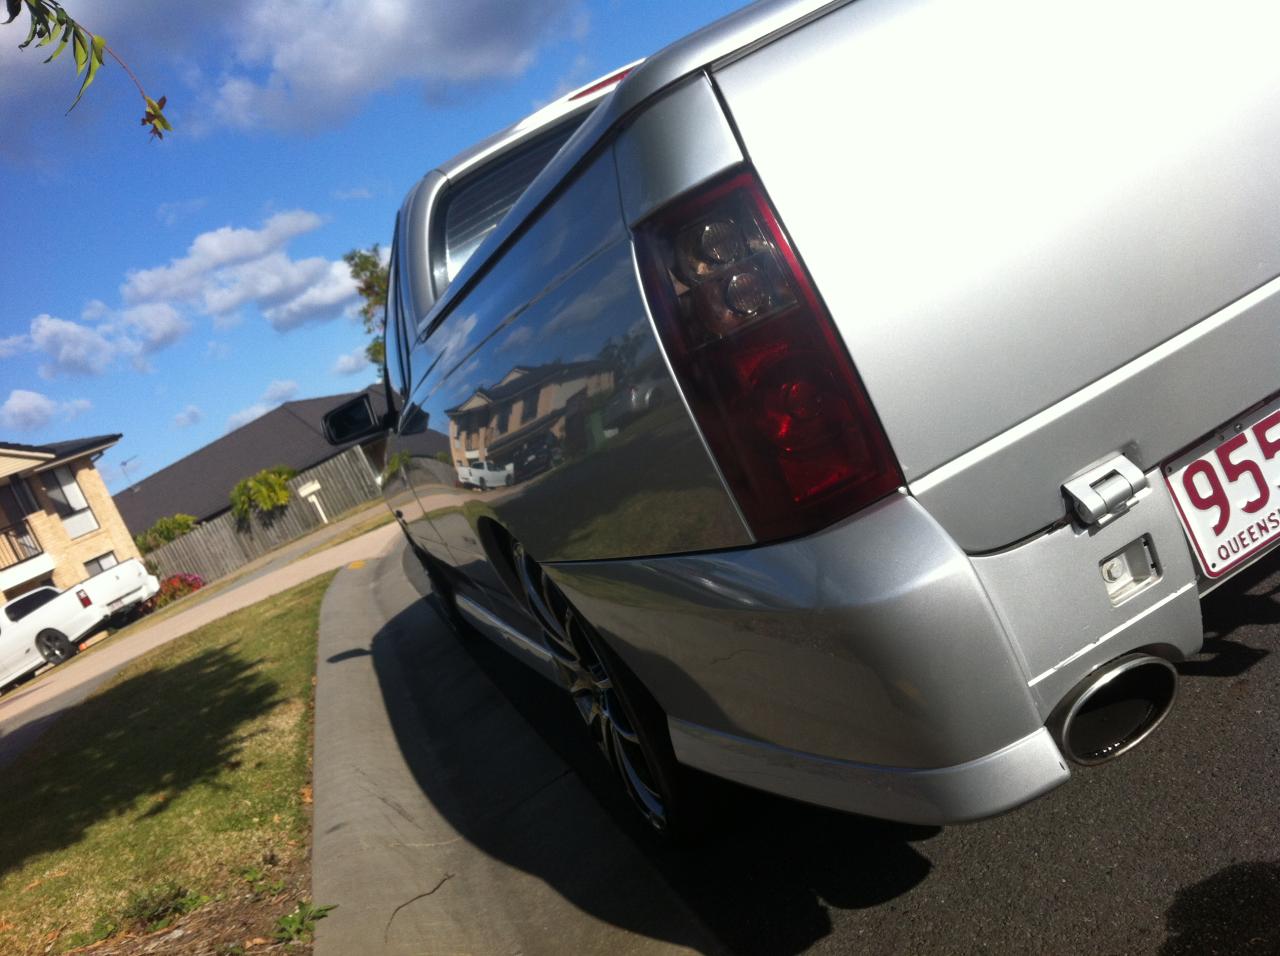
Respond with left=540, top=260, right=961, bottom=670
left=0, top=573, right=335, bottom=954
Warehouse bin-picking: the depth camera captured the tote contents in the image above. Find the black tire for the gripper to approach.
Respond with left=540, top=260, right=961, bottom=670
left=478, top=478, right=487, bottom=490
left=35, top=630, right=77, bottom=665
left=509, top=540, right=701, bottom=842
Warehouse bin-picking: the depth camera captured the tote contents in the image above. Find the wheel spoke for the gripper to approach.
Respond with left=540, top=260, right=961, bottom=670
left=612, top=730, right=666, bottom=824
left=604, top=701, right=640, bottom=744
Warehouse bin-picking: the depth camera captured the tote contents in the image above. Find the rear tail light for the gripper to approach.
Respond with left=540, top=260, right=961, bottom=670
left=634, top=170, right=902, bottom=542
left=76, top=589, right=91, bottom=608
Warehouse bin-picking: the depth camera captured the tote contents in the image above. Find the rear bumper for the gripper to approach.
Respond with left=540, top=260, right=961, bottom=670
left=670, top=721, right=1069, bottom=825
left=548, top=482, right=1206, bottom=824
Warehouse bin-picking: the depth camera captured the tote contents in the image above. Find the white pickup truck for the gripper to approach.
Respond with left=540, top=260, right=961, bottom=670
left=0, top=558, right=160, bottom=688
left=455, top=460, right=513, bottom=490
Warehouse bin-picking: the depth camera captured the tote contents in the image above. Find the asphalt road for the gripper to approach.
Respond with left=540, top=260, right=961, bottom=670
left=369, top=544, right=1280, bottom=956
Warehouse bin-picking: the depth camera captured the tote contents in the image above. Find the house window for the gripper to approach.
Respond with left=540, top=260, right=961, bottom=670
left=84, top=552, right=118, bottom=576
left=8, top=477, right=38, bottom=515
left=41, top=465, right=99, bottom=539
left=521, top=393, right=537, bottom=421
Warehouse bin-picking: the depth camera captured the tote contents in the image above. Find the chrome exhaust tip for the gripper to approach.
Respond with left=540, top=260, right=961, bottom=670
left=1050, top=653, right=1178, bottom=766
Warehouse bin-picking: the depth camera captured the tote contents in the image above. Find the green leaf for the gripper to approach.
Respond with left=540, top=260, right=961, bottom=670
left=37, top=15, right=59, bottom=46
left=19, top=12, right=40, bottom=49
left=43, top=22, right=72, bottom=64
left=3, top=0, right=21, bottom=26
left=67, top=32, right=104, bottom=113
left=71, top=24, right=87, bottom=73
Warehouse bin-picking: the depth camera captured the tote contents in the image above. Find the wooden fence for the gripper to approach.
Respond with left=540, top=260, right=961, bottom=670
left=145, top=445, right=381, bottom=583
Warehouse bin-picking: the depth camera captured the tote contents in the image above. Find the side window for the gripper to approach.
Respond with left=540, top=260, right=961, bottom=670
left=5, top=587, right=59, bottom=623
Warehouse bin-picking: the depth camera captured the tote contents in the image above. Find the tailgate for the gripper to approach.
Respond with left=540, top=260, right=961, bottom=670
left=714, top=0, right=1280, bottom=550
left=87, top=559, right=148, bottom=605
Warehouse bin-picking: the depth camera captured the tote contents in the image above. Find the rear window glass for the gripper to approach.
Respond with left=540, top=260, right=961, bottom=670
left=440, top=118, right=583, bottom=283
left=5, top=588, right=58, bottom=622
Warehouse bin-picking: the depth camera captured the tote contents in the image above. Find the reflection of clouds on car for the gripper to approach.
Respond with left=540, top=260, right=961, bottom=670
left=540, top=255, right=634, bottom=339
left=436, top=313, right=479, bottom=366
left=496, top=325, right=534, bottom=353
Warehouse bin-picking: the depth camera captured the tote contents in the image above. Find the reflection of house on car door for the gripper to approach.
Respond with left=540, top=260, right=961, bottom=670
left=445, top=361, right=614, bottom=470
left=0, top=435, right=143, bottom=603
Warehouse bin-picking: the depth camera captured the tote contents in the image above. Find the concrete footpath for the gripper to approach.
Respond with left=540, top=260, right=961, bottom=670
left=312, top=543, right=718, bottom=955
left=0, top=521, right=403, bottom=769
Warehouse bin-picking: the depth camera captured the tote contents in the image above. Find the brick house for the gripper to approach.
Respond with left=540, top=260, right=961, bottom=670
left=0, top=435, right=142, bottom=603
left=445, top=361, right=614, bottom=472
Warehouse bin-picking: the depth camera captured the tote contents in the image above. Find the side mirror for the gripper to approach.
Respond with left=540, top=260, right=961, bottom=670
left=322, top=394, right=386, bottom=446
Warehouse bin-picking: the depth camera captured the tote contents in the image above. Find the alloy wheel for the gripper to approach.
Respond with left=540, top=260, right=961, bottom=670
left=511, top=542, right=668, bottom=832
left=36, top=633, right=70, bottom=663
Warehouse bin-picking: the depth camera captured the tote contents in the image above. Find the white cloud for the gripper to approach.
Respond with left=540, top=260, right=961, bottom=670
left=206, top=340, right=232, bottom=359
left=332, top=347, right=370, bottom=375
left=122, top=210, right=324, bottom=305
left=202, top=252, right=331, bottom=318
left=497, top=325, right=533, bottom=353
left=0, top=0, right=578, bottom=152
left=334, top=187, right=373, bottom=201
left=261, top=260, right=358, bottom=329
left=226, top=403, right=272, bottom=431
left=0, top=390, right=91, bottom=431
left=62, top=398, right=92, bottom=420
left=206, top=0, right=576, bottom=131
left=115, top=210, right=358, bottom=333
left=174, top=404, right=203, bottom=428
left=13, top=302, right=192, bottom=378
left=29, top=314, right=118, bottom=378
left=81, top=299, right=111, bottom=321
left=263, top=379, right=298, bottom=403
left=0, top=390, right=58, bottom=431
left=156, top=197, right=209, bottom=226
left=226, top=378, right=299, bottom=431
left=120, top=303, right=192, bottom=351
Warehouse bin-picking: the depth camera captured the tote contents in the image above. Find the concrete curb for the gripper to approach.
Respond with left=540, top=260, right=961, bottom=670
left=311, top=543, right=715, bottom=955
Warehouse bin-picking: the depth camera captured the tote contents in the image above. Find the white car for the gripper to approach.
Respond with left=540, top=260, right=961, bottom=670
left=455, top=460, right=513, bottom=489
left=0, top=559, right=160, bottom=687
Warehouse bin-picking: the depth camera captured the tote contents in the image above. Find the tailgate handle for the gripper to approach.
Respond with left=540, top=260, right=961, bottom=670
left=1063, top=454, right=1148, bottom=525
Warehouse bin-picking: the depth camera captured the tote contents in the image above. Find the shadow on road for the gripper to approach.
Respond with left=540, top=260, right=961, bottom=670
left=1184, top=560, right=1279, bottom=678
left=1160, top=861, right=1280, bottom=954
left=0, top=646, right=278, bottom=879
left=367, top=579, right=935, bottom=956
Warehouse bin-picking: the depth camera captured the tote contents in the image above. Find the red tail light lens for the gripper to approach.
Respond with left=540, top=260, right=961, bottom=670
left=76, top=589, right=91, bottom=608
left=634, top=170, right=902, bottom=542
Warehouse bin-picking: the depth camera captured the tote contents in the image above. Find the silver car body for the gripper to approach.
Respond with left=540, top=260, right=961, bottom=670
left=373, top=0, right=1280, bottom=824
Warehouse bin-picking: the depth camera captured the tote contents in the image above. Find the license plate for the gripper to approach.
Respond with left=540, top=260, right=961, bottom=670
left=1164, top=396, right=1280, bottom=579
left=108, top=597, right=124, bottom=610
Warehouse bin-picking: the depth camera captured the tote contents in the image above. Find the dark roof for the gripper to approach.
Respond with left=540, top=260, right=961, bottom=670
left=0, top=434, right=121, bottom=462
left=113, top=387, right=399, bottom=534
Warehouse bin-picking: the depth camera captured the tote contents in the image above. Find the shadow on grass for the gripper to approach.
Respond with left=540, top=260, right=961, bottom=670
left=0, top=645, right=279, bottom=879
left=366, top=550, right=933, bottom=956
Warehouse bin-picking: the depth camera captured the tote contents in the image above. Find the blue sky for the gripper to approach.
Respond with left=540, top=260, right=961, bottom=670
left=0, top=0, right=744, bottom=492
